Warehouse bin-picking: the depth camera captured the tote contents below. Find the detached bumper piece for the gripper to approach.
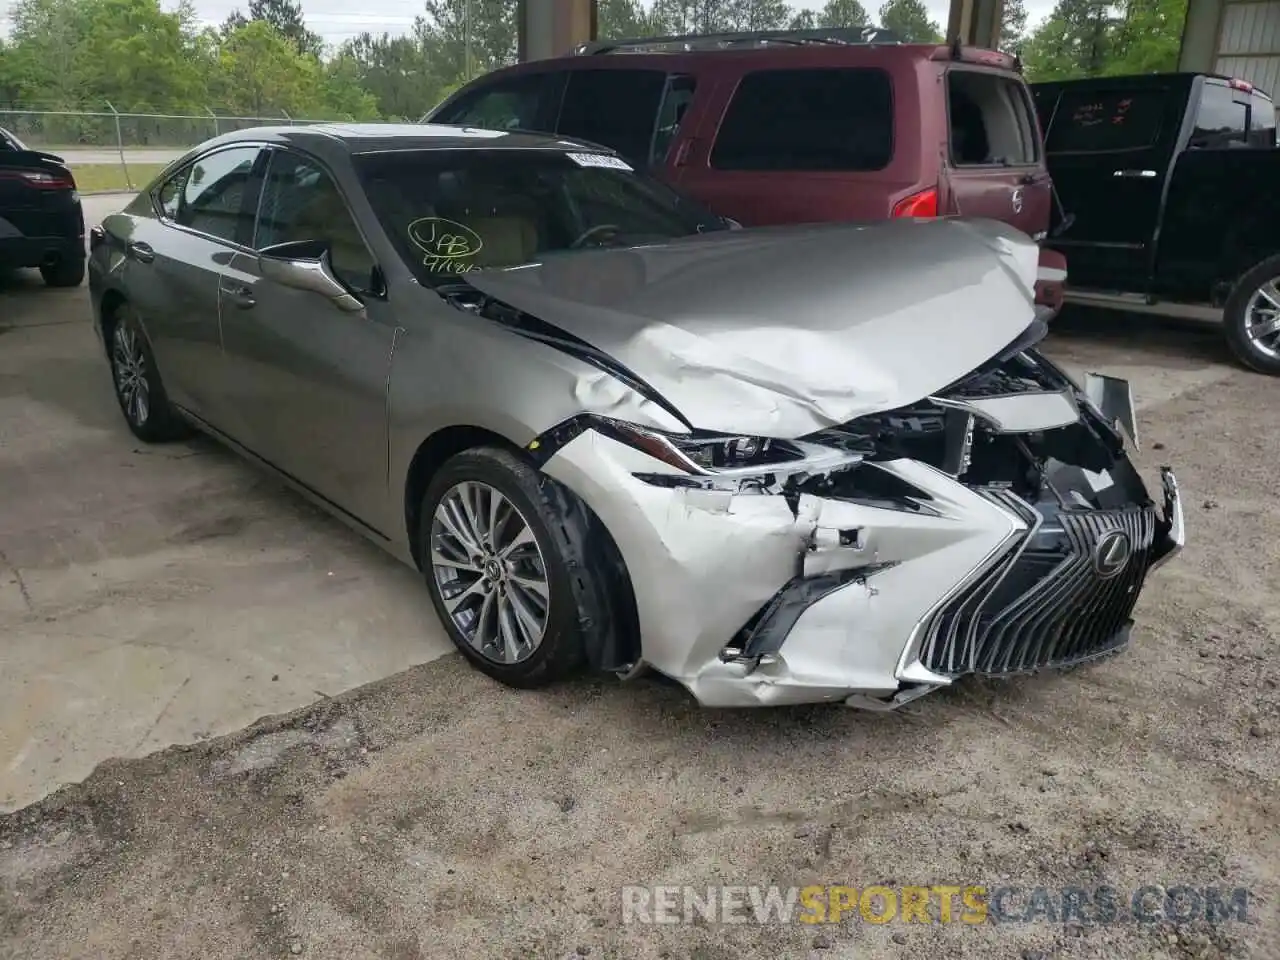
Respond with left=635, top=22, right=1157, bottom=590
left=917, top=469, right=1184, bottom=678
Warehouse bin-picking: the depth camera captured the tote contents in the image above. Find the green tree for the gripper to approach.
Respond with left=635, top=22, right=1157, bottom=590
left=248, top=0, right=323, bottom=56
left=726, top=0, right=793, bottom=29
left=597, top=0, right=654, bottom=39
left=1108, top=0, right=1187, bottom=73
left=79, top=0, right=208, bottom=111
left=337, top=32, right=441, bottom=119
left=878, top=0, right=943, bottom=40
left=1021, top=0, right=1117, bottom=79
left=216, top=19, right=316, bottom=117
left=650, top=0, right=736, bottom=34
left=821, top=0, right=871, bottom=27
left=1001, top=0, right=1029, bottom=49
left=789, top=8, right=818, bottom=27
left=418, top=0, right=518, bottom=82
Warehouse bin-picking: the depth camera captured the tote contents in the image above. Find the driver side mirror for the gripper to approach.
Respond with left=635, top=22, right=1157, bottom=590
left=258, top=239, right=365, bottom=312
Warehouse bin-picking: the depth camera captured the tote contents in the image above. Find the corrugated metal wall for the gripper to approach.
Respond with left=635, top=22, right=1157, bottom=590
left=1215, top=0, right=1280, bottom=97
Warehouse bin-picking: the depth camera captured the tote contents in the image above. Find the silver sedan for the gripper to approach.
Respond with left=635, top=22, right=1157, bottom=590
left=87, top=123, right=1184, bottom=709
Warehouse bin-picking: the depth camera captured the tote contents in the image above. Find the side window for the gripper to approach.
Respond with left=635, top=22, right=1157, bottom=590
left=155, top=166, right=189, bottom=219
left=1043, top=89, right=1164, bottom=154
left=710, top=69, right=894, bottom=172
left=651, top=74, right=697, bottom=166
left=1191, top=82, right=1248, bottom=148
left=255, top=151, right=376, bottom=293
left=556, top=69, right=668, bottom=166
left=434, top=74, right=559, bottom=132
left=948, top=71, right=1038, bottom=165
left=175, top=146, right=261, bottom=243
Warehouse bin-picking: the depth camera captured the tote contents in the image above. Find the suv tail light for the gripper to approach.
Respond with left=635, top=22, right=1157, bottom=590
left=892, top=187, right=938, bottom=218
left=0, top=169, right=76, bottom=190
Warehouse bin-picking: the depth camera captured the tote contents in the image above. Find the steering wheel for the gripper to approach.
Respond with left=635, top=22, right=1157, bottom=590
left=569, top=223, right=622, bottom=249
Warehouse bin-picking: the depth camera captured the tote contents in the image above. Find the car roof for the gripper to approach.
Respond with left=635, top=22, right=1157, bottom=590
left=202, top=122, right=610, bottom=156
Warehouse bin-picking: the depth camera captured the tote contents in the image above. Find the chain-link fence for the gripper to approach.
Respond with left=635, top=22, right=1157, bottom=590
left=0, top=106, right=355, bottom=191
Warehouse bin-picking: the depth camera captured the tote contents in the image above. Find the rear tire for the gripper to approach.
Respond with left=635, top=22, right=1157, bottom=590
left=39, top=257, right=85, bottom=288
left=107, top=304, right=192, bottom=443
left=1224, top=254, right=1280, bottom=375
left=419, top=446, right=611, bottom=689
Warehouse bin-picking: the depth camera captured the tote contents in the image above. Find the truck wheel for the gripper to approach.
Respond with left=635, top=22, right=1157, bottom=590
left=1224, top=255, right=1280, bottom=375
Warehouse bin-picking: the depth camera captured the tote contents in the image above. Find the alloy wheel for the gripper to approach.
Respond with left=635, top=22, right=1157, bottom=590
left=112, top=324, right=150, bottom=426
left=429, top=481, right=550, bottom=665
left=1244, top=277, right=1280, bottom=359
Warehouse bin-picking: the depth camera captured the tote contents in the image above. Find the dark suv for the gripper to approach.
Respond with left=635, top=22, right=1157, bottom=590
left=426, top=27, right=1065, bottom=311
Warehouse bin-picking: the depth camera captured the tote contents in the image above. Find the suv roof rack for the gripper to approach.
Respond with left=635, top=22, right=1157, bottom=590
left=572, top=26, right=903, bottom=56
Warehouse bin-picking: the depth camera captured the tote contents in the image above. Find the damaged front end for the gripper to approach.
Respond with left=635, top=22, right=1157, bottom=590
left=533, top=341, right=1184, bottom=710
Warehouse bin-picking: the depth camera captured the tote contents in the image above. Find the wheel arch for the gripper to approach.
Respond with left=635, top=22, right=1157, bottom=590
left=402, top=424, right=642, bottom=672
left=98, top=289, right=129, bottom=358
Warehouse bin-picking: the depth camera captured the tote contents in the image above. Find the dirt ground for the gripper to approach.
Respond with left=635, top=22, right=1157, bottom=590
left=1, top=291, right=1277, bottom=959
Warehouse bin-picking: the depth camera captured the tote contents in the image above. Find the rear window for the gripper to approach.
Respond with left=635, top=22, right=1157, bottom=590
left=1192, top=81, right=1248, bottom=147
left=710, top=68, right=893, bottom=172
left=1044, top=89, right=1164, bottom=153
left=948, top=70, right=1039, bottom=165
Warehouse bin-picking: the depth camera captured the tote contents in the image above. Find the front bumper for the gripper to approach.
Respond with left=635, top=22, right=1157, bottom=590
left=541, top=379, right=1185, bottom=710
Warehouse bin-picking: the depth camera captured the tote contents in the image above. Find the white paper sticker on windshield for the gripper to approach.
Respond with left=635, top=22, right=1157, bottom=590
left=566, top=152, right=633, bottom=171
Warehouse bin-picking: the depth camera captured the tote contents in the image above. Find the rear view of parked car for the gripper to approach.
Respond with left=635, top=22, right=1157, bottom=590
left=425, top=26, right=1067, bottom=314
left=0, top=129, right=86, bottom=287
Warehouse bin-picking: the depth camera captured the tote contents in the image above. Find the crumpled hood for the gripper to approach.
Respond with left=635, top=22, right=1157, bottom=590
left=464, top=217, right=1041, bottom=437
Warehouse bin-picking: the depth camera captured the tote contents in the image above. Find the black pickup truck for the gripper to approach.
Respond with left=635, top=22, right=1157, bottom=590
left=1031, top=72, right=1280, bottom=373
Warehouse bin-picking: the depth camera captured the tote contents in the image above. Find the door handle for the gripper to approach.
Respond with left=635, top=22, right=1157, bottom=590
left=1112, top=169, right=1158, bottom=178
left=127, top=241, right=154, bottom=263
left=219, top=280, right=256, bottom=309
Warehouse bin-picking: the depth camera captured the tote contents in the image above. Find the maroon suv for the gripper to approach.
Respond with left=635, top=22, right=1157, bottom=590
left=426, top=27, right=1066, bottom=313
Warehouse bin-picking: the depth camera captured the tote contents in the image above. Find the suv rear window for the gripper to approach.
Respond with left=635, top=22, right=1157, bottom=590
left=1043, top=89, right=1164, bottom=153
left=710, top=68, right=893, bottom=172
left=948, top=70, right=1038, bottom=165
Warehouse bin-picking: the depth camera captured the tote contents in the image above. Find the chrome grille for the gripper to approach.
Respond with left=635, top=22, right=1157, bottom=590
left=918, top=493, right=1158, bottom=677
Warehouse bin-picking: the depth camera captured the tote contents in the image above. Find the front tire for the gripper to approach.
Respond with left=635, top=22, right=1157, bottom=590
left=1224, top=255, right=1280, bottom=375
left=419, top=447, right=603, bottom=689
left=40, top=257, right=85, bottom=288
left=108, top=305, right=192, bottom=443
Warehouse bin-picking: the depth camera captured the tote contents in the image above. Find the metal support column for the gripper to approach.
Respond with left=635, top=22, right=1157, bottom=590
left=1178, top=0, right=1224, bottom=71
left=947, top=0, right=1004, bottom=49
left=517, top=0, right=597, bottom=62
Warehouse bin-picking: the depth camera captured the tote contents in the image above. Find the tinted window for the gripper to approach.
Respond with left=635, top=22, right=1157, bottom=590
left=354, top=150, right=726, bottom=284
left=175, top=146, right=261, bottom=242
left=1191, top=82, right=1247, bottom=147
left=1044, top=90, right=1164, bottom=153
left=948, top=70, right=1038, bottom=165
left=556, top=69, right=667, bottom=166
left=1248, top=92, right=1275, bottom=147
left=434, top=74, right=558, bottom=131
left=652, top=74, right=697, bottom=165
left=255, top=151, right=376, bottom=293
left=710, top=68, right=893, bottom=172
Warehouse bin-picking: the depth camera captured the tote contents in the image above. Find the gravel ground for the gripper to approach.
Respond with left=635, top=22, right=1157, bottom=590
left=1, top=314, right=1277, bottom=960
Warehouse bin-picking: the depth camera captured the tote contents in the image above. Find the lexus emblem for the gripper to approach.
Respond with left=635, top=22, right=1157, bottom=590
left=1093, top=530, right=1132, bottom=579
left=1011, top=187, right=1024, bottom=215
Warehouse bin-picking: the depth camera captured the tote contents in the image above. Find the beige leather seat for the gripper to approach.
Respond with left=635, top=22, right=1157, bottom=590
left=464, top=215, right=538, bottom=267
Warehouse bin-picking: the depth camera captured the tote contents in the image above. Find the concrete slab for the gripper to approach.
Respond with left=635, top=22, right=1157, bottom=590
left=0, top=240, right=452, bottom=812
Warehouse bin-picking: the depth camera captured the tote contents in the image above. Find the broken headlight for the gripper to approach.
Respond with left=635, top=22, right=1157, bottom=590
left=595, top=418, right=809, bottom=475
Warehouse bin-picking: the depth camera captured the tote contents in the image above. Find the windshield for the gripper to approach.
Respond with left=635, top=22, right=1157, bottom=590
left=354, top=149, right=727, bottom=283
